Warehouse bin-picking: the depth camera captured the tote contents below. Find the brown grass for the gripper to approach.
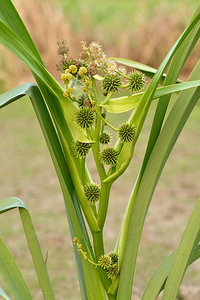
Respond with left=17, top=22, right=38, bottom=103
left=0, top=0, right=199, bottom=90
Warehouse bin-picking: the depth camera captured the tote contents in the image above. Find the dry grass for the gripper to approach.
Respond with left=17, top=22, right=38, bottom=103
left=0, top=0, right=199, bottom=90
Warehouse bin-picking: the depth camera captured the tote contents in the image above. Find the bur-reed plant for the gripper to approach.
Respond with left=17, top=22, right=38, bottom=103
left=0, top=1, right=200, bottom=299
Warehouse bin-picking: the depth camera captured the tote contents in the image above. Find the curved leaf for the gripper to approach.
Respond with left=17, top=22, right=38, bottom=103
left=142, top=221, right=200, bottom=300
left=112, top=57, right=183, bottom=84
left=0, top=197, right=56, bottom=300
left=0, top=19, right=91, bottom=143
left=162, top=196, right=200, bottom=299
left=117, top=16, right=200, bottom=297
left=0, top=287, right=11, bottom=300
left=0, top=84, right=105, bottom=299
left=101, top=80, right=200, bottom=113
left=0, top=235, right=33, bottom=300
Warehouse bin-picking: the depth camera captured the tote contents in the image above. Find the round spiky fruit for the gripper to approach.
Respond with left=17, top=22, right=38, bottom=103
left=106, top=263, right=119, bottom=280
left=128, top=71, right=146, bottom=92
left=102, top=74, right=122, bottom=94
left=98, top=254, right=112, bottom=270
left=73, top=141, right=91, bottom=158
left=84, top=183, right=101, bottom=205
left=118, top=123, right=136, bottom=143
left=99, top=132, right=111, bottom=145
left=75, top=107, right=95, bottom=129
left=108, top=252, right=118, bottom=265
left=99, top=147, right=118, bottom=166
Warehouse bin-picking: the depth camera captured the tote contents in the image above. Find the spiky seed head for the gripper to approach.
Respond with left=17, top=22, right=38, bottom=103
left=99, top=132, right=111, bottom=145
left=108, top=252, right=118, bottom=265
left=73, top=141, right=91, bottom=158
left=102, top=74, right=122, bottom=93
left=84, top=183, right=101, bottom=205
left=128, top=71, right=146, bottom=92
left=98, top=254, right=112, bottom=269
left=118, top=123, right=136, bottom=143
left=106, top=263, right=119, bottom=280
left=99, top=147, right=118, bottom=166
left=75, top=107, right=95, bottom=129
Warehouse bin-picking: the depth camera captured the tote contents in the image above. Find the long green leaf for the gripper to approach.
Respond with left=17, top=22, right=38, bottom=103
left=0, top=197, right=56, bottom=300
left=117, top=51, right=200, bottom=300
left=101, top=80, right=200, bottom=113
left=0, top=19, right=91, bottom=143
left=141, top=231, right=200, bottom=300
left=162, top=196, right=200, bottom=299
left=0, top=84, right=105, bottom=299
left=111, top=57, right=183, bottom=84
left=0, top=287, right=11, bottom=300
left=0, top=236, right=32, bottom=300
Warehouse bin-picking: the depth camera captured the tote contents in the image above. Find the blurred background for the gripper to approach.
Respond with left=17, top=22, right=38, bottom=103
left=0, top=0, right=200, bottom=299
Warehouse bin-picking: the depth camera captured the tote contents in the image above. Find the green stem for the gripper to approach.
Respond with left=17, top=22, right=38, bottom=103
left=97, top=182, right=112, bottom=230
left=82, top=158, right=85, bottom=185
left=95, top=107, right=118, bottom=132
left=91, top=79, right=107, bottom=181
left=19, top=208, right=56, bottom=300
left=92, top=231, right=111, bottom=291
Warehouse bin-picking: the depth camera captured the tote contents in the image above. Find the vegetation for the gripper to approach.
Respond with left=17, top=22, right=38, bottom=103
left=0, top=0, right=200, bottom=299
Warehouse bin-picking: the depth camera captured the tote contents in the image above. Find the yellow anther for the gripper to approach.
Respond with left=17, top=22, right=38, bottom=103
left=66, top=87, right=73, bottom=94
left=82, top=87, right=88, bottom=93
left=61, top=74, right=67, bottom=81
left=69, top=65, right=77, bottom=74
left=79, top=67, right=87, bottom=74
left=66, top=73, right=73, bottom=81
left=63, top=92, right=69, bottom=98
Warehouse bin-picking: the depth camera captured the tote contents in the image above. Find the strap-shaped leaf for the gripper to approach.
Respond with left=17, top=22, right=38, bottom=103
left=101, top=80, right=200, bottom=113
left=0, top=19, right=91, bottom=143
left=0, top=84, right=105, bottom=299
left=0, top=287, right=11, bottom=300
left=111, top=58, right=183, bottom=84
left=142, top=218, right=200, bottom=300
left=117, top=20, right=200, bottom=297
left=0, top=236, right=32, bottom=300
left=162, top=196, right=200, bottom=299
left=0, top=197, right=55, bottom=300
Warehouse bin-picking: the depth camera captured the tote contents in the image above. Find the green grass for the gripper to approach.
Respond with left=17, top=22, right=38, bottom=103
left=1, top=92, right=200, bottom=299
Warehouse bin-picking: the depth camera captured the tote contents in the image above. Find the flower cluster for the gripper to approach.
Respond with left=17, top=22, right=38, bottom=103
left=98, top=252, right=119, bottom=281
